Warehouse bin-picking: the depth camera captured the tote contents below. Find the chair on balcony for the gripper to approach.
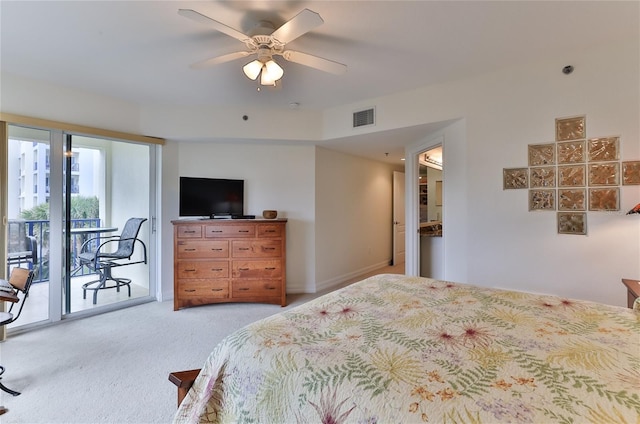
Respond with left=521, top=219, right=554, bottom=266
left=6, top=219, right=38, bottom=277
left=0, top=267, right=35, bottom=396
left=77, top=218, right=147, bottom=305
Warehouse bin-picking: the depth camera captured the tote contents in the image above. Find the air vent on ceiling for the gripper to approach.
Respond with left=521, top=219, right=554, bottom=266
left=353, top=107, right=375, bottom=128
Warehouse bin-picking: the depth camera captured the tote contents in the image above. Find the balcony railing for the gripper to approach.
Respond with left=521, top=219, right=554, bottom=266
left=7, top=218, right=106, bottom=283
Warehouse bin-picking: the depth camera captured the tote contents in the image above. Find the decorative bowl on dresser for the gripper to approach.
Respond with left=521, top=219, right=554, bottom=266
left=172, top=218, right=287, bottom=310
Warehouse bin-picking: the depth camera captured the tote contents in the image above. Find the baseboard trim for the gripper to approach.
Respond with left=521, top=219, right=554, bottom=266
left=314, top=260, right=392, bottom=293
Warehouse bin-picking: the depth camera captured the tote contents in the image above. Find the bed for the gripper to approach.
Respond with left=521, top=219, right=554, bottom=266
left=172, top=274, right=640, bottom=423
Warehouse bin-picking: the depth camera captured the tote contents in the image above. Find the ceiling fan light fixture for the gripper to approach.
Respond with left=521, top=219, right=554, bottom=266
left=260, top=66, right=277, bottom=86
left=264, top=60, right=284, bottom=81
left=242, top=60, right=263, bottom=80
left=259, top=60, right=284, bottom=86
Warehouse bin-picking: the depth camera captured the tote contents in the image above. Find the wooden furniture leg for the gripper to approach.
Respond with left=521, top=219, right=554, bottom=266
left=168, top=369, right=201, bottom=407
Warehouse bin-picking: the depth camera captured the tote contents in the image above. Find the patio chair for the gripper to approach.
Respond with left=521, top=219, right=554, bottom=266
left=77, top=218, right=147, bottom=305
left=6, top=235, right=37, bottom=277
left=0, top=267, right=35, bottom=396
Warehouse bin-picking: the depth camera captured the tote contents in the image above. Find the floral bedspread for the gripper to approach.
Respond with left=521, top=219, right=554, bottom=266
left=173, top=274, right=640, bottom=423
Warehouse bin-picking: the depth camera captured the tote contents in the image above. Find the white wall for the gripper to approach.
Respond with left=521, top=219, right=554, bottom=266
left=163, top=140, right=316, bottom=294
left=2, top=34, right=638, bottom=307
left=327, top=40, right=639, bottom=307
left=315, top=147, right=399, bottom=290
left=1, top=72, right=141, bottom=134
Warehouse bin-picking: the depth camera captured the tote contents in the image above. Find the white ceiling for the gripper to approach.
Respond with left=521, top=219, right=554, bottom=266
left=1, top=1, right=637, bottom=164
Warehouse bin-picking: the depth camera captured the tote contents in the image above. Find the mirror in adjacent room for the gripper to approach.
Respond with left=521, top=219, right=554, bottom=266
left=418, top=146, right=443, bottom=236
left=419, top=145, right=444, bottom=279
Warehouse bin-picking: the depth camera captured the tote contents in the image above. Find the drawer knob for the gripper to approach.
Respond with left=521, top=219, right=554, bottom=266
left=265, top=267, right=276, bottom=270
left=212, top=268, right=223, bottom=271
left=184, top=289, right=196, bottom=293
left=211, top=230, right=223, bottom=233
left=184, top=269, right=196, bottom=272
left=238, top=267, right=250, bottom=271
left=184, top=248, right=196, bottom=251
left=266, top=230, right=276, bottom=233
left=239, top=230, right=249, bottom=233
left=211, top=248, right=223, bottom=251
left=211, top=288, right=223, bottom=292
left=238, top=287, right=250, bottom=291
left=238, top=248, right=250, bottom=251
left=267, top=287, right=276, bottom=290
left=184, top=230, right=196, bottom=234
left=264, top=247, right=275, bottom=251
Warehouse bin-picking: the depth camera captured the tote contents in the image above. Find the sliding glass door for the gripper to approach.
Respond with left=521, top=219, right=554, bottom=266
left=63, top=135, right=152, bottom=314
left=5, top=123, right=157, bottom=329
left=6, top=126, right=52, bottom=326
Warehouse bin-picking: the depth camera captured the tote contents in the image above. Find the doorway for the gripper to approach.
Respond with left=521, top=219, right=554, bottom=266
left=418, top=146, right=444, bottom=279
left=392, top=171, right=405, bottom=266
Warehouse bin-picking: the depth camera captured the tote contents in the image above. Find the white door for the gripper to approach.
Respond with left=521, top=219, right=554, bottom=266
left=393, top=171, right=405, bottom=266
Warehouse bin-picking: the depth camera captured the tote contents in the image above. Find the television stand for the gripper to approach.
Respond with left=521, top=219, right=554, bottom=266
left=172, top=218, right=287, bottom=310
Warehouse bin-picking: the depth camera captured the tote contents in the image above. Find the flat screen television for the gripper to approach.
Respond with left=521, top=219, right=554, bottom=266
left=179, top=177, right=244, bottom=218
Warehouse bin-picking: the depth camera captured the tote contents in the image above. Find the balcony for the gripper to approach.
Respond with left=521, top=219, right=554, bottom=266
left=7, top=218, right=111, bottom=284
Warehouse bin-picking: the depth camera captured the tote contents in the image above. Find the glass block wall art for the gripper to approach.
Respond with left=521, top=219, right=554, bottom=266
left=556, top=116, right=585, bottom=141
left=529, top=189, right=555, bottom=211
left=588, top=137, right=619, bottom=162
left=530, top=166, right=556, bottom=188
left=557, top=140, right=586, bottom=164
left=622, top=161, right=640, bottom=185
left=558, top=189, right=586, bottom=211
left=503, top=168, right=529, bottom=189
left=589, top=188, right=620, bottom=211
left=502, top=114, right=637, bottom=234
left=589, top=163, right=619, bottom=186
left=528, top=144, right=556, bottom=166
left=557, top=212, right=587, bottom=235
left=558, top=165, right=586, bottom=187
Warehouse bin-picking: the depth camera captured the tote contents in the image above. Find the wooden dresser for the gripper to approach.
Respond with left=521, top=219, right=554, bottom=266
left=172, top=219, right=287, bottom=310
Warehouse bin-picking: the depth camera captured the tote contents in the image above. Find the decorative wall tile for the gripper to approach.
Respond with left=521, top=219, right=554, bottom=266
left=528, top=144, right=555, bottom=166
left=529, top=189, right=555, bottom=211
left=503, top=168, right=529, bottom=189
left=557, top=140, right=586, bottom=164
left=622, top=161, right=640, bottom=185
left=588, top=137, right=619, bottom=162
left=556, top=116, right=585, bottom=141
left=588, top=162, right=619, bottom=186
left=557, top=212, right=586, bottom=235
left=558, top=165, right=586, bottom=187
left=558, top=189, right=586, bottom=211
left=503, top=114, right=630, bottom=235
left=589, top=188, right=619, bottom=211
left=530, top=166, right=556, bottom=187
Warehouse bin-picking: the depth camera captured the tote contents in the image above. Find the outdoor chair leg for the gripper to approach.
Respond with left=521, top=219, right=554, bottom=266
left=0, top=368, right=20, bottom=397
left=0, top=381, right=21, bottom=397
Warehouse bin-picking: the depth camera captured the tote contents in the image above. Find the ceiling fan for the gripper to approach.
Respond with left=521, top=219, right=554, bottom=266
left=178, top=8, right=347, bottom=86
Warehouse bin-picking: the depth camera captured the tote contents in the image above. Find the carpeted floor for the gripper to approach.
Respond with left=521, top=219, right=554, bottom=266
left=0, top=265, right=403, bottom=423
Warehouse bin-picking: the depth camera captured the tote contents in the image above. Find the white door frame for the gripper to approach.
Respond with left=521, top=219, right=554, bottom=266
left=405, top=135, right=444, bottom=276
left=392, top=171, right=405, bottom=266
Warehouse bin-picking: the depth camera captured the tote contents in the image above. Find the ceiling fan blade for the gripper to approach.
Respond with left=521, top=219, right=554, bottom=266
left=178, top=9, right=249, bottom=42
left=190, top=51, right=251, bottom=69
left=270, top=9, right=324, bottom=45
left=282, top=50, right=347, bottom=75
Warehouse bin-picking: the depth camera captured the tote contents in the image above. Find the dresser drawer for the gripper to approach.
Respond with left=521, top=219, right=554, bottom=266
left=257, top=224, right=283, bottom=238
left=232, top=279, right=281, bottom=298
left=232, top=260, right=281, bottom=278
left=178, top=279, right=229, bottom=298
left=176, top=240, right=229, bottom=259
left=232, top=240, right=281, bottom=258
left=205, top=224, right=255, bottom=238
left=177, top=261, right=229, bottom=279
left=177, top=225, right=203, bottom=238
